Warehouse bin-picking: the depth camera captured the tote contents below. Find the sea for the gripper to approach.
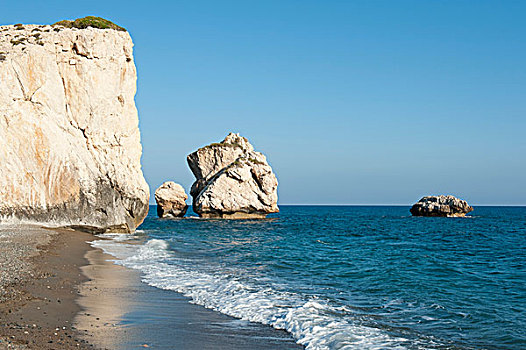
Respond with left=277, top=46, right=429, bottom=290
left=91, top=205, right=526, bottom=350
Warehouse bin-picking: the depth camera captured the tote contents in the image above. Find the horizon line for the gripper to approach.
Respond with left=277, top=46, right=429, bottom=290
left=279, top=204, right=526, bottom=207
left=148, top=203, right=526, bottom=207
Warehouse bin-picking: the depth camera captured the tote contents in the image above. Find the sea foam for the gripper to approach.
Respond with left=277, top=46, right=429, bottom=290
left=91, top=236, right=408, bottom=350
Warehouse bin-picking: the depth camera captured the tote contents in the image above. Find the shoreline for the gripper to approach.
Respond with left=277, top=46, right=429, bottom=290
left=0, top=225, right=302, bottom=349
left=77, top=237, right=302, bottom=350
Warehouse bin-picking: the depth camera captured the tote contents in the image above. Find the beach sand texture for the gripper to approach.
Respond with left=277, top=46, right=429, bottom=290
left=0, top=226, right=92, bottom=349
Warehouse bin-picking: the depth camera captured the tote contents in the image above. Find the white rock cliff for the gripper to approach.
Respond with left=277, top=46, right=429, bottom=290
left=0, top=23, right=149, bottom=232
left=187, top=133, right=279, bottom=218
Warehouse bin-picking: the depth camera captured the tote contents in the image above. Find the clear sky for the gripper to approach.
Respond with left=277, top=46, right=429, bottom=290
left=3, top=1, right=525, bottom=205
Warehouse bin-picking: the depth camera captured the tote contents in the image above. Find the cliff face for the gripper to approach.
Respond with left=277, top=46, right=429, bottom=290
left=0, top=24, right=149, bottom=232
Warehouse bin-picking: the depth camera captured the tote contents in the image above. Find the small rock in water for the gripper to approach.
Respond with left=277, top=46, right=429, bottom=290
left=410, top=195, right=473, bottom=217
left=155, top=182, right=188, bottom=218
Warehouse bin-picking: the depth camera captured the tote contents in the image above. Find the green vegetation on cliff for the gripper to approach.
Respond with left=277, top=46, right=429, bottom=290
left=53, top=16, right=126, bottom=31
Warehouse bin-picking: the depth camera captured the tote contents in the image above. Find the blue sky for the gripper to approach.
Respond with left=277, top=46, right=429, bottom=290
left=3, top=1, right=525, bottom=205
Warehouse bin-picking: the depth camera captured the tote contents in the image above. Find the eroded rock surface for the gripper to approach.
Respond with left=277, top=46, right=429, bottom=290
left=410, top=195, right=473, bottom=217
left=187, top=133, right=278, bottom=218
left=0, top=23, right=149, bottom=232
left=155, top=182, right=188, bottom=218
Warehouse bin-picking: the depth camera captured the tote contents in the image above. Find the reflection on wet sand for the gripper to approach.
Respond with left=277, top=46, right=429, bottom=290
left=74, top=248, right=138, bottom=349
left=74, top=246, right=301, bottom=350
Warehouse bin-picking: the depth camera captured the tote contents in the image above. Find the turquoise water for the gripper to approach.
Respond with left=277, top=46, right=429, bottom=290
left=93, top=206, right=526, bottom=349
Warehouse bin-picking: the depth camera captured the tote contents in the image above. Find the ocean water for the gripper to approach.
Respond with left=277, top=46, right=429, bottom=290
left=92, top=206, right=526, bottom=350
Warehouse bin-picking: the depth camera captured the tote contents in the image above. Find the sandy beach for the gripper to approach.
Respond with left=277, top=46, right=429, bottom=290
left=0, top=226, right=93, bottom=349
left=0, top=225, right=301, bottom=349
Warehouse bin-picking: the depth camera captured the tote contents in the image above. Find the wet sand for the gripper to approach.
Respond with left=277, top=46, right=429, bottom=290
left=75, top=244, right=302, bottom=349
left=0, top=225, right=302, bottom=349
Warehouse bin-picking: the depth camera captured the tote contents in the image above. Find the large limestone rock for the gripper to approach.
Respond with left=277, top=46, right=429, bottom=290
left=410, top=195, right=473, bottom=217
left=155, top=182, right=188, bottom=218
left=0, top=23, right=149, bottom=232
left=187, top=133, right=278, bottom=218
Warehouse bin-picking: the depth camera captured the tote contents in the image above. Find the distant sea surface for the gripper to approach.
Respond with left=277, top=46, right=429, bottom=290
left=92, top=206, right=526, bottom=349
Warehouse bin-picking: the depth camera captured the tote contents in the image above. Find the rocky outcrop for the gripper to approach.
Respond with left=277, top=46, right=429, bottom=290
left=0, top=22, right=149, bottom=232
left=187, top=133, right=278, bottom=218
left=410, top=195, right=473, bottom=217
left=155, top=182, right=188, bottom=218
